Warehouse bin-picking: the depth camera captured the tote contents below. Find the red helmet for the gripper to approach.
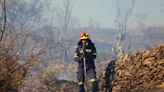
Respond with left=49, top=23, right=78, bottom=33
left=80, top=32, right=90, bottom=40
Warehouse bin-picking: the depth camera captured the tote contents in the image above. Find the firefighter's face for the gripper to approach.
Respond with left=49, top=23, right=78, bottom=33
left=82, top=39, right=87, bottom=44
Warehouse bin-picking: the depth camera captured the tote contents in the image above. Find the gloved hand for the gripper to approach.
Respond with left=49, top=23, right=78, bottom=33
left=74, top=56, right=83, bottom=63
left=76, top=52, right=86, bottom=63
left=81, top=51, right=86, bottom=58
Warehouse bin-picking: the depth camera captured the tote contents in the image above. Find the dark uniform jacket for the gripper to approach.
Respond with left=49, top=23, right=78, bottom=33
left=73, top=40, right=96, bottom=69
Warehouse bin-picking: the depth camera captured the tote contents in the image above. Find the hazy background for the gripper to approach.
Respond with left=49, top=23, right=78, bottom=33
left=0, top=0, right=164, bottom=91
left=50, top=0, right=164, bottom=28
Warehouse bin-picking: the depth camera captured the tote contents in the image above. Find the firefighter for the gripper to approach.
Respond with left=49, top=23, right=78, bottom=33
left=73, top=32, right=98, bottom=92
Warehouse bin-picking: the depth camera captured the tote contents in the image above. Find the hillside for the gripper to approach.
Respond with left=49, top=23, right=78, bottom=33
left=24, top=44, right=164, bottom=92
left=99, top=44, right=164, bottom=92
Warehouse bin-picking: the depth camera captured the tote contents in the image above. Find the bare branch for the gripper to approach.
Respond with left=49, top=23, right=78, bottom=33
left=124, top=0, right=136, bottom=23
left=0, top=0, right=7, bottom=42
left=54, top=0, right=74, bottom=62
left=116, top=0, right=121, bottom=19
left=113, top=0, right=136, bottom=58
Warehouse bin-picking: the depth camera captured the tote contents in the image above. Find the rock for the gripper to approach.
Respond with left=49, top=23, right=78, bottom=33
left=142, top=57, right=155, bottom=66
left=98, top=44, right=164, bottom=92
